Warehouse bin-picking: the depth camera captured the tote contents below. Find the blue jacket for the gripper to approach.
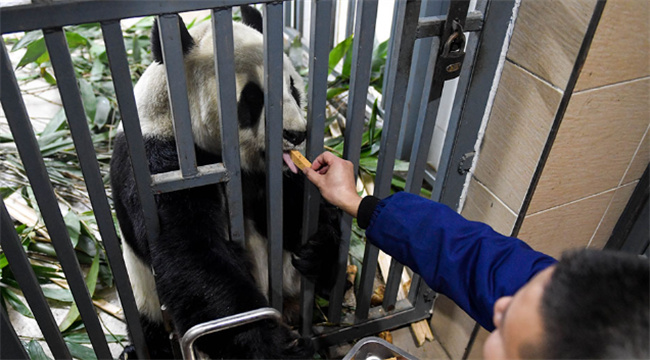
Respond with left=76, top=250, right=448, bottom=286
left=358, top=192, right=556, bottom=331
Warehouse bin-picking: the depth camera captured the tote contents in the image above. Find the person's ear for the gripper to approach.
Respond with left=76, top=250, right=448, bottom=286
left=493, top=296, right=513, bottom=329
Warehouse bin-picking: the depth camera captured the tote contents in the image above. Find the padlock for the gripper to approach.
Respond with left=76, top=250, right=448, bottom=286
left=437, top=30, right=466, bottom=81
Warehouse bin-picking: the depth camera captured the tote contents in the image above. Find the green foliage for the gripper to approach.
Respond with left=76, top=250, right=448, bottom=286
left=1, top=19, right=155, bottom=351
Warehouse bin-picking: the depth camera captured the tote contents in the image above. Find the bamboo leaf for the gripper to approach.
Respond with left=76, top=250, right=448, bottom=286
left=27, top=340, right=52, bottom=360
left=16, top=38, right=47, bottom=68
left=64, top=31, right=89, bottom=49
left=1, top=288, right=34, bottom=318
left=12, top=30, right=43, bottom=51
left=328, top=35, right=353, bottom=76
left=78, top=78, right=97, bottom=122
left=41, top=286, right=73, bottom=303
left=0, top=254, right=8, bottom=270
left=59, top=252, right=99, bottom=332
left=93, top=96, right=111, bottom=129
left=65, top=341, right=97, bottom=360
left=89, top=59, right=105, bottom=81
left=41, top=69, right=57, bottom=85
left=86, top=252, right=100, bottom=295
left=64, top=211, right=81, bottom=248
left=1, top=187, right=20, bottom=199
left=40, top=109, right=68, bottom=137
left=326, top=86, right=348, bottom=100
left=64, top=332, right=127, bottom=344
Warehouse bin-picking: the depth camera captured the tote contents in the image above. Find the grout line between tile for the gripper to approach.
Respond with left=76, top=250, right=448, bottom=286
left=586, top=180, right=640, bottom=248
left=526, top=186, right=618, bottom=217
left=574, top=75, right=650, bottom=95
left=505, top=58, right=564, bottom=93
left=618, top=122, right=649, bottom=187
left=472, top=176, right=519, bottom=218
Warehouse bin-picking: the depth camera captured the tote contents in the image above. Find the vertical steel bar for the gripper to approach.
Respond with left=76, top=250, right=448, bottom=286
left=157, top=14, right=199, bottom=178
left=295, top=0, right=304, bottom=34
left=101, top=21, right=159, bottom=359
left=329, top=0, right=337, bottom=49
left=300, top=0, right=334, bottom=335
left=383, top=36, right=440, bottom=311
left=284, top=0, right=293, bottom=28
left=379, top=4, right=401, bottom=109
left=345, top=0, right=356, bottom=39
left=355, top=0, right=421, bottom=322
left=0, top=305, right=29, bottom=360
left=6, top=31, right=113, bottom=359
left=0, top=199, right=71, bottom=359
left=211, top=8, right=246, bottom=246
left=385, top=0, right=471, bottom=310
left=327, top=0, right=379, bottom=324
left=396, top=0, right=448, bottom=160
left=263, top=1, right=285, bottom=313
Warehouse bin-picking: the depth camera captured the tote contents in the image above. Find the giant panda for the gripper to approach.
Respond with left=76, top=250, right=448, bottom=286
left=110, top=5, right=340, bottom=359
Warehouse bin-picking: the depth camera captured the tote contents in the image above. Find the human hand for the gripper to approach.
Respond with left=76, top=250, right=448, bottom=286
left=302, top=152, right=363, bottom=218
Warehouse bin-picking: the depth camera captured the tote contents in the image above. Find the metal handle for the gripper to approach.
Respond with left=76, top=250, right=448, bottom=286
left=180, top=307, right=282, bottom=360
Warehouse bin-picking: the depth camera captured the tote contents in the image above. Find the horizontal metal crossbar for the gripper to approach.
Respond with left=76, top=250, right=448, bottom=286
left=151, top=163, right=229, bottom=194
left=416, top=10, right=484, bottom=38
left=0, top=0, right=285, bottom=34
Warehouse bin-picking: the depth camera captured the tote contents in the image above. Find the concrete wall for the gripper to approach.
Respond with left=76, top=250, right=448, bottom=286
left=430, top=0, right=650, bottom=357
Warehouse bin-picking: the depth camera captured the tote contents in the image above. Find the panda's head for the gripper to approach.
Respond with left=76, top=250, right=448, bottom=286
left=134, top=6, right=307, bottom=172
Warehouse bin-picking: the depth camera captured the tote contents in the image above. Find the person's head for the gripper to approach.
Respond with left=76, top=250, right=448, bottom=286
left=484, top=249, right=649, bottom=359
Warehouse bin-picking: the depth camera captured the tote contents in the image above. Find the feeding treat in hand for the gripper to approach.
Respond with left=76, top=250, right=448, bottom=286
left=289, top=150, right=311, bottom=172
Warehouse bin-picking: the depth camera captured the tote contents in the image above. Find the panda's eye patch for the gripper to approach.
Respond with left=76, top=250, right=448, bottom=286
left=289, top=76, right=301, bottom=106
left=238, top=82, right=265, bottom=129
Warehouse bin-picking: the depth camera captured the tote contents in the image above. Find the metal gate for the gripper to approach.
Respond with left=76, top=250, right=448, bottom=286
left=0, top=0, right=513, bottom=358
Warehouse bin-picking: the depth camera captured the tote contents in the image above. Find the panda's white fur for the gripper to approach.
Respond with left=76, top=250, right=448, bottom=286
left=111, top=8, right=340, bottom=359
left=134, top=20, right=307, bottom=170
left=124, top=18, right=306, bottom=322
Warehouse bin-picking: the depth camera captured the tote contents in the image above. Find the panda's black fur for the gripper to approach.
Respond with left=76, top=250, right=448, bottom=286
left=110, top=6, right=340, bottom=359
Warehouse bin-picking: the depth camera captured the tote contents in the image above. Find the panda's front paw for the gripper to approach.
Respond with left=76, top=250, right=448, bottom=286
left=119, top=345, right=138, bottom=360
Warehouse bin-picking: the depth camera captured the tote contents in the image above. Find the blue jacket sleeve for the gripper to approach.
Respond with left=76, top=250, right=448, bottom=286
left=365, top=192, right=557, bottom=331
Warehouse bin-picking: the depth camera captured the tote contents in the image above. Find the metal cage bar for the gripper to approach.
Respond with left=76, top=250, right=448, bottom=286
left=355, top=0, right=422, bottom=322
left=0, top=0, right=280, bottom=34
left=157, top=14, right=199, bottom=178
left=0, top=199, right=72, bottom=359
left=396, top=0, right=447, bottom=160
left=101, top=20, right=158, bottom=359
left=211, top=7, right=246, bottom=246
left=2, top=29, right=112, bottom=359
left=327, top=0, right=380, bottom=325
left=300, top=0, right=333, bottom=336
left=263, top=1, right=285, bottom=312
left=0, top=305, right=29, bottom=360
left=384, top=0, right=471, bottom=311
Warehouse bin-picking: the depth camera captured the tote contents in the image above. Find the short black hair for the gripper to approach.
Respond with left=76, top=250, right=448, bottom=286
left=539, top=249, right=649, bottom=359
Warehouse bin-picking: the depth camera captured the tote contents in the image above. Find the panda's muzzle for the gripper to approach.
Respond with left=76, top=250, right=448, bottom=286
left=283, top=130, right=306, bottom=146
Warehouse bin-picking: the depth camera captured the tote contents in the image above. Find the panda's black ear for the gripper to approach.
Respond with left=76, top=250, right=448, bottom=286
left=241, top=5, right=264, bottom=34
left=151, top=15, right=196, bottom=64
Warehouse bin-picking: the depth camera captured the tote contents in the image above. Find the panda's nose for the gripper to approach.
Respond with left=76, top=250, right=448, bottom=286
left=283, top=130, right=306, bottom=146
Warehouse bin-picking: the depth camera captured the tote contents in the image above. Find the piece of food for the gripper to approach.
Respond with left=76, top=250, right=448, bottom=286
left=289, top=150, right=312, bottom=171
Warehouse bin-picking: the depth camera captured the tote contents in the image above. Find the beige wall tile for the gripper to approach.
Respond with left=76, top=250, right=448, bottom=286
left=466, top=328, right=491, bottom=360
left=461, top=177, right=517, bottom=236
left=518, top=189, right=615, bottom=259
left=430, top=295, right=476, bottom=359
left=622, top=126, right=649, bottom=184
left=474, top=61, right=562, bottom=213
left=575, top=0, right=650, bottom=91
left=528, top=78, right=649, bottom=213
left=589, top=181, right=639, bottom=249
left=508, top=0, right=597, bottom=89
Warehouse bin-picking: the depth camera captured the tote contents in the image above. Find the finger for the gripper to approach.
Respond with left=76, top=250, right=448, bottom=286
left=303, top=167, right=322, bottom=187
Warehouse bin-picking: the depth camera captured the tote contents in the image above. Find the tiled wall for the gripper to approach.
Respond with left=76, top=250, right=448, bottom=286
left=430, top=0, right=650, bottom=357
